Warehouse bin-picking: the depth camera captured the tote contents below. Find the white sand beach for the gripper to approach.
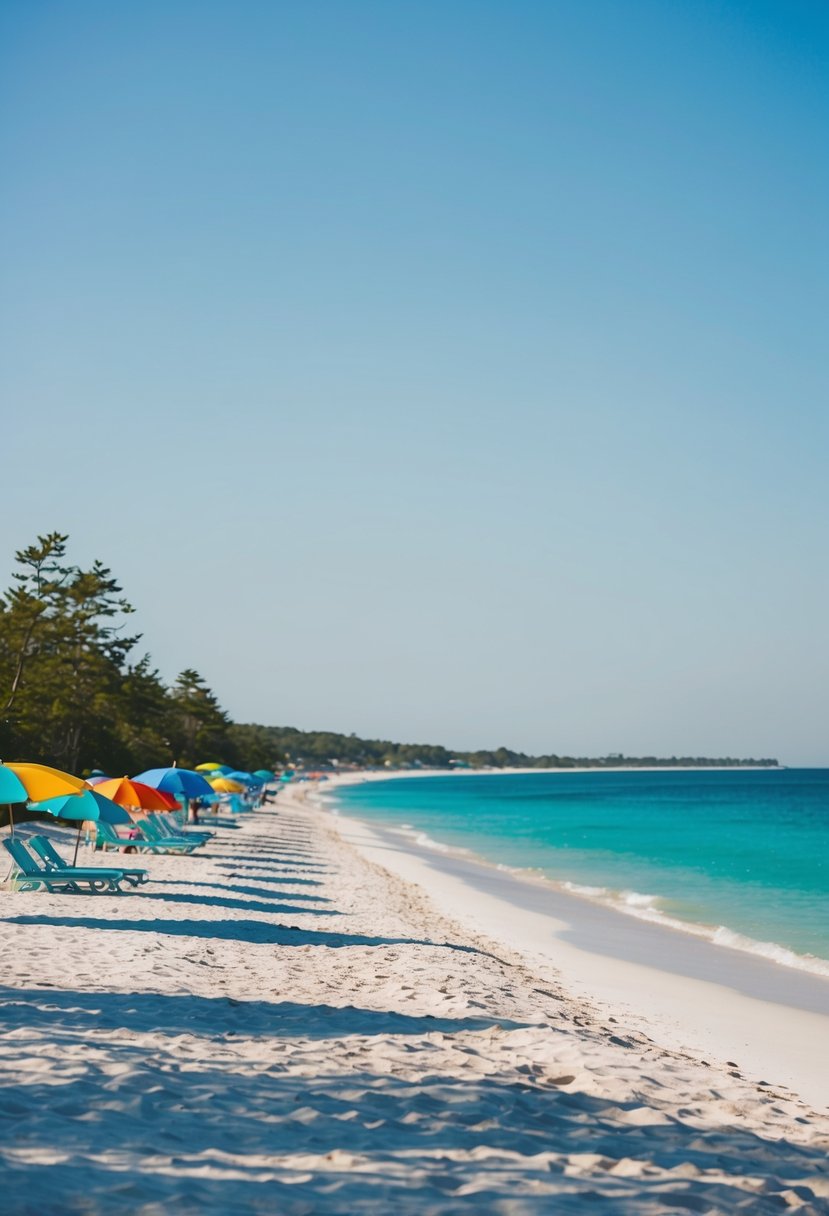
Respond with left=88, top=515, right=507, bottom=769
left=2, top=782, right=829, bottom=1214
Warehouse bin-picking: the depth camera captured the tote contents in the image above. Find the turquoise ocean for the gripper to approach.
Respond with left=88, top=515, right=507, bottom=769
left=330, top=769, right=829, bottom=976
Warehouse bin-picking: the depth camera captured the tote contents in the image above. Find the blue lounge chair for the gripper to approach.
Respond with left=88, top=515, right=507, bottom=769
left=3, top=838, right=125, bottom=893
left=155, top=814, right=212, bottom=842
left=29, top=835, right=149, bottom=887
left=96, top=821, right=182, bottom=854
left=136, top=819, right=202, bottom=853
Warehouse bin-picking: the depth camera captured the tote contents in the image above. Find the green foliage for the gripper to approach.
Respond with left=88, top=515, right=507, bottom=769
left=226, top=725, right=778, bottom=773
left=0, top=531, right=779, bottom=776
left=165, top=668, right=236, bottom=770
left=0, top=532, right=235, bottom=774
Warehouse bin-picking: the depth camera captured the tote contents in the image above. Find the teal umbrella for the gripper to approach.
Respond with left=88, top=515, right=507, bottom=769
left=226, top=770, right=261, bottom=785
left=30, top=789, right=131, bottom=825
left=0, top=768, right=39, bottom=835
left=0, top=768, right=28, bottom=803
left=28, top=789, right=132, bottom=863
left=253, top=769, right=276, bottom=781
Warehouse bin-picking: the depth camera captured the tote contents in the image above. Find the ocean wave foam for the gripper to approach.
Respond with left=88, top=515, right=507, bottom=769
left=414, top=831, right=452, bottom=853
left=562, top=881, right=829, bottom=977
left=330, top=804, right=829, bottom=980
left=563, top=881, right=609, bottom=899
left=390, top=824, right=453, bottom=853
left=621, top=890, right=661, bottom=909
left=711, top=927, right=829, bottom=977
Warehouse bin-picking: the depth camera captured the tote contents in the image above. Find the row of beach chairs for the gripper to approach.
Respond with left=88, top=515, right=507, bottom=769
left=96, top=816, right=212, bottom=854
left=3, top=836, right=149, bottom=894
left=4, top=811, right=215, bottom=894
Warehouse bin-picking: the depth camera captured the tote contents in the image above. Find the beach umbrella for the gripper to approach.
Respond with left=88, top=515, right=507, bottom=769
left=85, top=775, right=109, bottom=786
left=253, top=769, right=276, bottom=781
left=209, top=777, right=245, bottom=793
left=4, top=763, right=86, bottom=801
left=28, top=789, right=132, bottom=863
left=0, top=762, right=87, bottom=834
left=195, top=762, right=222, bottom=772
left=0, top=767, right=29, bottom=804
left=133, top=767, right=214, bottom=822
left=0, top=767, right=33, bottom=834
left=225, top=770, right=261, bottom=786
left=32, top=789, right=132, bottom=826
left=93, top=777, right=180, bottom=812
left=134, top=768, right=213, bottom=798
left=88, top=769, right=109, bottom=778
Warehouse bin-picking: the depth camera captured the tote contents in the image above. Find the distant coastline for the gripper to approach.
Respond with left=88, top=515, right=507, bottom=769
left=230, top=722, right=779, bottom=774
left=322, top=763, right=783, bottom=788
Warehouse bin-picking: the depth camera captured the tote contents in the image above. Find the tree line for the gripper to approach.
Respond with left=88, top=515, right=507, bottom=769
left=228, top=724, right=777, bottom=772
left=0, top=532, right=778, bottom=777
left=0, top=533, right=249, bottom=774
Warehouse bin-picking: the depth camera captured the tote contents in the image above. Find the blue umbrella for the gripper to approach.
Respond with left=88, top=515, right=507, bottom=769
left=133, top=767, right=213, bottom=822
left=226, top=770, right=262, bottom=785
left=133, top=768, right=213, bottom=798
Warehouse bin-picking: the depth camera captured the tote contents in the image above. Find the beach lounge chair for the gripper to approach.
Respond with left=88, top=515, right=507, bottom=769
left=136, top=819, right=203, bottom=853
left=29, top=835, right=149, bottom=887
left=3, top=838, right=125, bottom=893
left=155, top=814, right=213, bottom=842
left=95, top=821, right=180, bottom=855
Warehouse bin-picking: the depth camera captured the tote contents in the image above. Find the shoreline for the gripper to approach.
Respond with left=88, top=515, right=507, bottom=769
left=314, top=774, right=829, bottom=1110
left=322, top=768, right=829, bottom=981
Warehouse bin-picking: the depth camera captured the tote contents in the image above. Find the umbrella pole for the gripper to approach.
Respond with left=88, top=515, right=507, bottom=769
left=2, top=805, right=15, bottom=883
left=8, top=803, right=13, bottom=837
left=73, top=823, right=82, bottom=866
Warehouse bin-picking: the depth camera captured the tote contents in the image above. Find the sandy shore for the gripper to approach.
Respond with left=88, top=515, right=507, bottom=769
left=2, top=785, right=828, bottom=1213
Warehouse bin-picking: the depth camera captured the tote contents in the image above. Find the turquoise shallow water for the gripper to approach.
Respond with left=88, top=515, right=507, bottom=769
left=331, top=769, right=829, bottom=972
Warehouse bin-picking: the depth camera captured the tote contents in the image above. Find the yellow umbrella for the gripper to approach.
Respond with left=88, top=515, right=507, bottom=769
left=5, top=762, right=86, bottom=801
left=209, top=777, right=245, bottom=793
left=195, top=762, right=222, bottom=772
left=1, top=762, right=86, bottom=833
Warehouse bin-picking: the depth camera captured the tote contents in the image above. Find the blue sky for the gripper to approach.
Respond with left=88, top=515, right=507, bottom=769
left=2, top=1, right=828, bottom=762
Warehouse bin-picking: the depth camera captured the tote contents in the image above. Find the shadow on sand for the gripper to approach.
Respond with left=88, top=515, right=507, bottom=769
left=0, top=985, right=825, bottom=1214
left=3, top=915, right=498, bottom=955
left=132, top=891, right=339, bottom=917
left=152, top=879, right=330, bottom=902
left=0, top=987, right=531, bottom=1039
left=219, top=871, right=325, bottom=887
